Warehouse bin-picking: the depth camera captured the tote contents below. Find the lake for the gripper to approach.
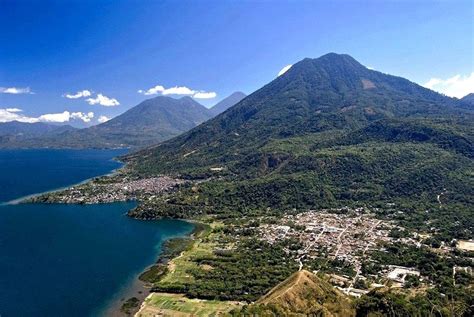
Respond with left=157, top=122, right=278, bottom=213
left=0, top=149, right=194, bottom=317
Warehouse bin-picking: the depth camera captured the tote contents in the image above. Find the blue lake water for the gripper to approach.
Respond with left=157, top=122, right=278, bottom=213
left=0, top=149, right=194, bottom=317
left=0, top=149, right=127, bottom=203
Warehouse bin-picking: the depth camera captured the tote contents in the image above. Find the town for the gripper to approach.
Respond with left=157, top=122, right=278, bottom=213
left=28, top=176, right=184, bottom=204
left=257, top=208, right=425, bottom=295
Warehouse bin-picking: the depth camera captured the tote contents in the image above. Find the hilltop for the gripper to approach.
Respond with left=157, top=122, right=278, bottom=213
left=461, top=93, right=474, bottom=107
left=250, top=270, right=355, bottom=316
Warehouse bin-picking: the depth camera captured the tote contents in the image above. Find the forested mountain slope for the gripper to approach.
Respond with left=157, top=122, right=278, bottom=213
left=125, top=54, right=472, bottom=219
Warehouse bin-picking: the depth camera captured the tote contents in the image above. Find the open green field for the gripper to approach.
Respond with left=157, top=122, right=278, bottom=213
left=158, top=240, right=212, bottom=285
left=157, top=222, right=222, bottom=285
left=136, top=293, right=240, bottom=317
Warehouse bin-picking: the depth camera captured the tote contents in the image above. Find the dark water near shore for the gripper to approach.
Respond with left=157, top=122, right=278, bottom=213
left=0, top=149, right=194, bottom=317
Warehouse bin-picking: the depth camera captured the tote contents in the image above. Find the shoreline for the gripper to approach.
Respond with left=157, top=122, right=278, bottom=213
left=100, top=271, right=151, bottom=317
left=103, top=219, right=204, bottom=316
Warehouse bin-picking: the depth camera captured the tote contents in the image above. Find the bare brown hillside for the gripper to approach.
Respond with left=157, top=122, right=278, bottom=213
left=253, top=270, right=355, bottom=316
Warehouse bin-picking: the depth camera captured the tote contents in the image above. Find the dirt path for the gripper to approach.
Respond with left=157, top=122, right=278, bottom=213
left=271, top=271, right=304, bottom=301
left=168, top=250, right=186, bottom=273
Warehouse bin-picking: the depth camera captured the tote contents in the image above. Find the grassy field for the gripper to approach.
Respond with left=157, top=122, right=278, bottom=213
left=156, top=221, right=223, bottom=287
left=136, top=292, right=240, bottom=317
left=136, top=222, right=241, bottom=316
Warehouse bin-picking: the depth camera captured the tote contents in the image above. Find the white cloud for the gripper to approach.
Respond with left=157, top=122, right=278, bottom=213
left=0, top=87, right=33, bottom=94
left=0, top=108, right=94, bottom=123
left=65, top=91, right=119, bottom=107
left=86, top=94, right=120, bottom=107
left=64, top=90, right=92, bottom=99
left=138, top=84, right=216, bottom=99
left=70, top=112, right=94, bottom=123
left=0, top=108, right=36, bottom=123
left=423, top=72, right=474, bottom=99
left=97, top=115, right=110, bottom=123
left=37, top=111, right=72, bottom=123
left=277, top=64, right=292, bottom=77
left=5, top=108, right=22, bottom=112
left=138, top=85, right=165, bottom=95
left=162, top=86, right=195, bottom=95
left=193, top=91, right=217, bottom=99
left=138, top=85, right=194, bottom=96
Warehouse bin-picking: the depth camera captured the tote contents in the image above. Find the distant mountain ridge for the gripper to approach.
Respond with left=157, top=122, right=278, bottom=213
left=209, top=91, right=246, bottom=115
left=0, top=121, right=76, bottom=137
left=72, top=96, right=213, bottom=148
left=461, top=93, right=474, bottom=108
left=0, top=121, right=77, bottom=145
left=0, top=93, right=244, bottom=149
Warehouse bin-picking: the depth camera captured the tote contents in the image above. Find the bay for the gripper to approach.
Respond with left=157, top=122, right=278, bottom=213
left=0, top=149, right=193, bottom=317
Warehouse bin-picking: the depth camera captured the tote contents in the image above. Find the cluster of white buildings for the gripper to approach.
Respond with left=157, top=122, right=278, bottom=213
left=39, top=176, right=183, bottom=204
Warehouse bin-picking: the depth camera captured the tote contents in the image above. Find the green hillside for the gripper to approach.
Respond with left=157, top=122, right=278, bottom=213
left=125, top=53, right=473, bottom=220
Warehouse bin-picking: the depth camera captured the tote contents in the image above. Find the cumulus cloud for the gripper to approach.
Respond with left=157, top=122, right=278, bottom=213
left=423, top=72, right=474, bottom=99
left=138, top=85, right=165, bottom=95
left=97, top=115, right=110, bottom=123
left=193, top=91, right=217, bottom=99
left=277, top=64, right=292, bottom=77
left=138, top=84, right=216, bottom=99
left=0, top=108, right=94, bottom=123
left=70, top=112, right=94, bottom=123
left=64, top=90, right=120, bottom=107
left=36, top=111, right=72, bottom=123
left=138, top=85, right=194, bottom=96
left=0, top=87, right=33, bottom=94
left=86, top=94, right=120, bottom=107
left=162, top=86, right=196, bottom=96
left=64, top=90, right=92, bottom=99
left=0, top=108, right=36, bottom=123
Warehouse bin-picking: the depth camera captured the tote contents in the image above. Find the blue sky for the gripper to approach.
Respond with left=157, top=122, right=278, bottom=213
left=1, top=0, right=472, bottom=126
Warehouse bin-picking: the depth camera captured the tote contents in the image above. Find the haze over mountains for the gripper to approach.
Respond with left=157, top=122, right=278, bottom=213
left=0, top=92, right=245, bottom=149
